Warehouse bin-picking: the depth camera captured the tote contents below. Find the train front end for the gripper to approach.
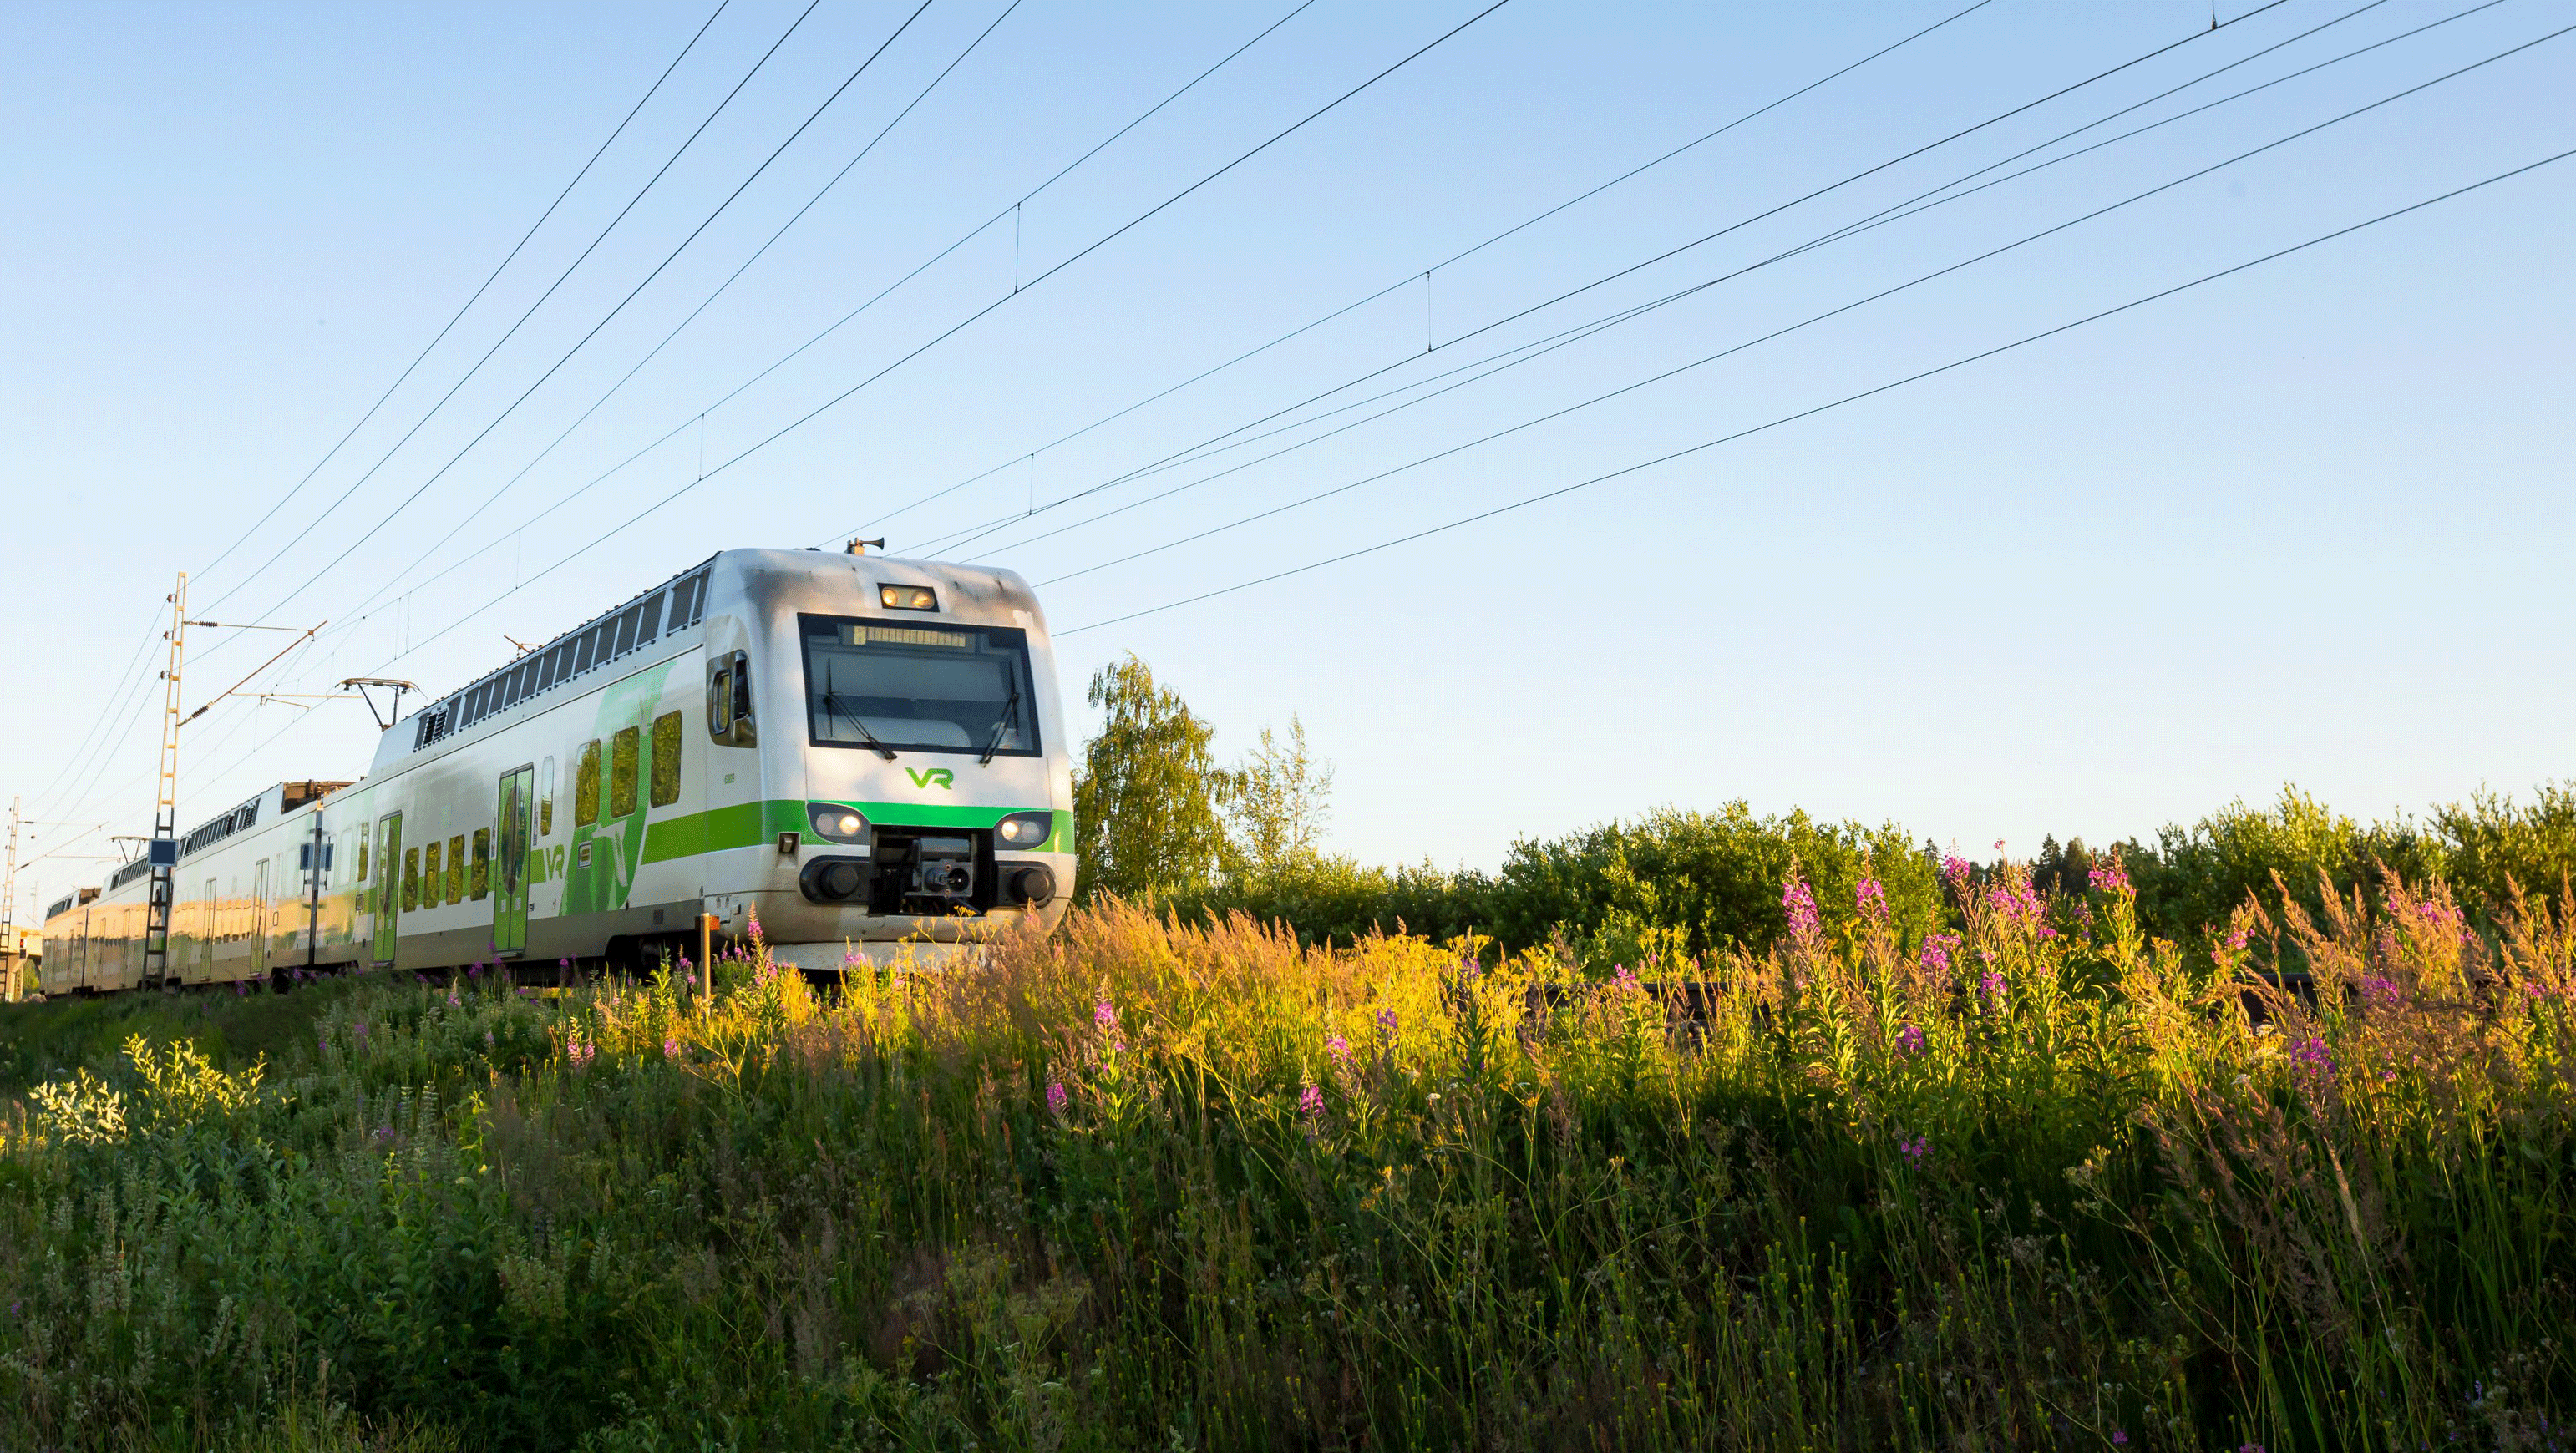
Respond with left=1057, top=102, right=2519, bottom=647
left=698, top=549, right=1076, bottom=970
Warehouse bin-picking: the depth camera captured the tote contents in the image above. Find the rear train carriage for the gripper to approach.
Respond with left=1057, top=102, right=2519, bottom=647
left=39, top=549, right=1074, bottom=991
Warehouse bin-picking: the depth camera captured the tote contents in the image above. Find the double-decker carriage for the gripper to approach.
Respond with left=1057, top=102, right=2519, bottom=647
left=38, top=549, right=1075, bottom=990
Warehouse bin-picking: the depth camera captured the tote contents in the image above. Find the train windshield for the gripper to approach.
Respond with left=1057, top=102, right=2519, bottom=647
left=799, top=615, right=1040, bottom=757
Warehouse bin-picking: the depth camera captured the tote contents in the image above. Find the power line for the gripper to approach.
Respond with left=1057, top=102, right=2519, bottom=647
left=332, top=0, right=1045, bottom=630
left=191, top=0, right=731, bottom=589
left=1057, top=145, right=2576, bottom=635
left=835, top=0, right=2006, bottom=543
left=197, top=0, right=834, bottom=620
left=347, top=0, right=1519, bottom=677
left=936, top=0, right=2505, bottom=564
left=1029, top=18, right=2573, bottom=590
left=323, top=0, right=1975, bottom=643
left=231, top=0, right=951, bottom=633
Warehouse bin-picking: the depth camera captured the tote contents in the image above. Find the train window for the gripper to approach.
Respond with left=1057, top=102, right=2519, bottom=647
left=575, top=742, right=601, bottom=826
left=614, top=605, right=641, bottom=657
left=403, top=847, right=419, bottom=912
left=423, top=840, right=442, bottom=909
left=638, top=593, right=663, bottom=645
left=543, top=644, right=568, bottom=690
left=649, top=711, right=682, bottom=807
left=574, top=630, right=598, bottom=675
left=471, top=830, right=491, bottom=899
left=446, top=834, right=465, bottom=904
left=357, top=833, right=369, bottom=883
left=610, top=726, right=641, bottom=818
left=707, top=651, right=756, bottom=747
left=540, top=757, right=556, bottom=835
left=799, top=616, right=1039, bottom=757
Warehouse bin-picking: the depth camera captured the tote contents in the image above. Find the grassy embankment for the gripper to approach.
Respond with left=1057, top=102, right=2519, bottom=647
left=0, top=862, right=2569, bottom=1451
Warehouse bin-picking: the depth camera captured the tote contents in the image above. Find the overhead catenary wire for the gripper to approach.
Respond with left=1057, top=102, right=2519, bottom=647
left=1057, top=144, right=2576, bottom=635
left=196, top=0, right=836, bottom=622
left=309, top=0, right=1991, bottom=658
left=833, top=0, right=2008, bottom=543
left=190, top=0, right=731, bottom=590
left=331, top=0, right=1039, bottom=630
left=1020, top=18, right=2574, bottom=592
left=226, top=0, right=951, bottom=635
left=346, top=0, right=1519, bottom=677
left=308, top=0, right=1322, bottom=639
left=927, top=0, right=2316, bottom=557
left=934, top=0, right=2508, bottom=565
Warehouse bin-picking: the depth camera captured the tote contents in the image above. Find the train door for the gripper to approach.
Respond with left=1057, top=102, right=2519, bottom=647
left=494, top=767, right=534, bottom=957
left=373, top=813, right=403, bottom=965
left=249, top=858, right=270, bottom=982
left=201, top=878, right=219, bottom=982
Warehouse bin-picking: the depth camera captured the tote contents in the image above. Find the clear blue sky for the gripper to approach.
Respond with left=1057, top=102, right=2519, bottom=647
left=4, top=0, right=2569, bottom=915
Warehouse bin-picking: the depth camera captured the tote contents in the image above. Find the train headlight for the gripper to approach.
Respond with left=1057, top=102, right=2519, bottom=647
left=879, top=584, right=938, bottom=612
left=807, top=803, right=871, bottom=843
left=996, top=811, right=1052, bottom=848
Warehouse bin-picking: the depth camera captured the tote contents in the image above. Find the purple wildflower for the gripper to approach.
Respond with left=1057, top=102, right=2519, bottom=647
left=353, top=1021, right=368, bottom=1040
left=1986, top=880, right=2042, bottom=927
left=372, top=1126, right=393, bottom=1143
left=662, top=1037, right=679, bottom=1059
left=1919, top=931, right=1960, bottom=975
left=1942, top=853, right=1973, bottom=894
left=1375, top=1008, right=1399, bottom=1039
left=2089, top=859, right=2132, bottom=894
left=1094, top=996, right=1119, bottom=1034
left=1894, top=1023, right=1925, bottom=1056
left=2289, top=1035, right=2335, bottom=1091
left=2112, top=1434, right=2128, bottom=1446
left=1980, top=967, right=2007, bottom=1002
left=447, top=993, right=460, bottom=1007
left=1046, top=1081, right=1069, bottom=1116
left=1610, top=962, right=1640, bottom=992
left=1298, top=1082, right=1325, bottom=1121
left=1782, top=878, right=1821, bottom=939
left=1855, top=877, right=1889, bottom=919
left=2224, top=925, right=2251, bottom=953
left=1326, top=1035, right=1351, bottom=1068
left=2361, top=975, right=2402, bottom=1010
left=1898, top=1133, right=1929, bottom=1163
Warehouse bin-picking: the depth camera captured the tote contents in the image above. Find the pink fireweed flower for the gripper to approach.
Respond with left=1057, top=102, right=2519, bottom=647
left=1781, top=878, right=1821, bottom=939
left=1985, top=880, right=2042, bottom=926
left=1610, top=962, right=1640, bottom=992
left=1855, top=877, right=1889, bottom=920
left=2088, top=859, right=2132, bottom=894
left=1325, top=1035, right=1351, bottom=1069
left=1941, top=853, right=1972, bottom=894
left=2288, top=1035, right=2335, bottom=1091
left=1894, top=1023, right=1925, bottom=1056
left=1919, top=931, right=1960, bottom=975
left=2361, top=975, right=2402, bottom=1010
left=2038, top=925, right=2059, bottom=940
left=447, top=993, right=461, bottom=1007
left=2224, top=925, right=2250, bottom=953
left=662, top=1038, right=680, bottom=1059
left=1046, top=1081, right=1069, bottom=1116
left=1898, top=1133, right=1929, bottom=1163
left=2112, top=1433, right=2128, bottom=1446
left=1375, top=1008, right=1399, bottom=1039
left=1299, top=1082, right=1325, bottom=1121
left=1980, top=967, right=2007, bottom=1001
left=1093, top=996, right=1119, bottom=1034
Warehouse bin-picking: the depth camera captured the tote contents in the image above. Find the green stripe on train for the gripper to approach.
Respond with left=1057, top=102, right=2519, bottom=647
left=640, top=799, right=1064, bottom=864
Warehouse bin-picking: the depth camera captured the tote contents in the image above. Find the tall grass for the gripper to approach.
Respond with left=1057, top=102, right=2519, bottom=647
left=0, top=864, right=2569, bottom=1450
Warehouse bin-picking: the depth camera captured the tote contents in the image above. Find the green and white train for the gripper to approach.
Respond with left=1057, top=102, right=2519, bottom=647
left=38, top=549, right=1075, bottom=990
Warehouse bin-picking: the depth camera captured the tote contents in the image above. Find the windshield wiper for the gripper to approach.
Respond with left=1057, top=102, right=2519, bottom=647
left=823, top=663, right=895, bottom=761
left=979, top=678, right=1022, bottom=765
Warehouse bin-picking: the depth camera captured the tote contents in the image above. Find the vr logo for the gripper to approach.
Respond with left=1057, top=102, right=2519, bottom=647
left=905, top=767, right=955, bottom=790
